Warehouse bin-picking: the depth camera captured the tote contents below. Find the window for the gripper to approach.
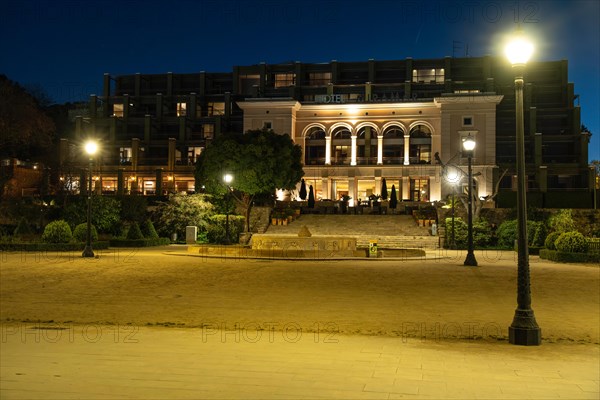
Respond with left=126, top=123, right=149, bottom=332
left=207, top=102, right=225, bottom=116
left=239, top=74, right=260, bottom=94
left=113, top=104, right=124, bottom=117
left=263, top=121, right=272, bottom=130
left=203, top=124, right=214, bottom=139
left=119, top=147, right=132, bottom=165
left=308, top=72, right=332, bottom=86
left=454, top=89, right=480, bottom=94
left=177, top=102, right=187, bottom=117
left=462, top=116, right=474, bottom=127
left=412, top=68, right=444, bottom=84
left=274, top=73, right=295, bottom=88
left=188, top=147, right=203, bottom=165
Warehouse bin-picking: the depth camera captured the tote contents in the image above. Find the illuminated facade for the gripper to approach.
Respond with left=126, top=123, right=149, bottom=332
left=63, top=56, right=594, bottom=208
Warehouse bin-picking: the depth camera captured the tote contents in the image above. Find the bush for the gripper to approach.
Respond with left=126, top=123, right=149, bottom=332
left=206, top=215, right=245, bottom=244
left=497, top=219, right=543, bottom=248
left=544, top=231, right=562, bottom=250
left=555, top=231, right=589, bottom=253
left=119, top=195, right=148, bottom=223
left=531, top=222, right=548, bottom=248
left=109, top=237, right=171, bottom=247
left=126, top=222, right=144, bottom=240
left=540, top=249, right=600, bottom=263
left=63, top=197, right=121, bottom=233
left=41, top=220, right=73, bottom=243
left=548, top=209, right=575, bottom=233
left=141, top=219, right=159, bottom=239
left=152, top=194, right=215, bottom=239
left=444, top=217, right=492, bottom=249
left=13, top=217, right=32, bottom=236
left=73, top=223, right=98, bottom=242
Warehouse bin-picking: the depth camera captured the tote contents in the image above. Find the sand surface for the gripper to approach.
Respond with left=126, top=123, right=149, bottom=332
left=1, top=247, right=598, bottom=343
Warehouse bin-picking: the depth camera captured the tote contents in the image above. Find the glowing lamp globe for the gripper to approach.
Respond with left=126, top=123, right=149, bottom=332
left=505, top=37, right=534, bottom=65
left=84, top=141, right=98, bottom=155
left=462, top=136, right=476, bottom=152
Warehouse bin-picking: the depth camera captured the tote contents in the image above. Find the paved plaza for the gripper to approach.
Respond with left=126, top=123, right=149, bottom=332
left=1, top=247, right=598, bottom=398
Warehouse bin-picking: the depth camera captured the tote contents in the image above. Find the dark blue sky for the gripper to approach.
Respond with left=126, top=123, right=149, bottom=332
left=1, top=0, right=598, bottom=161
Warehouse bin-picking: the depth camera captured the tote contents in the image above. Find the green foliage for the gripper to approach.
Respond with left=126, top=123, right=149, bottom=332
left=41, top=220, right=73, bottom=243
left=540, top=249, right=600, bottom=263
left=497, top=219, right=543, bottom=248
left=141, top=219, right=159, bottom=239
left=544, top=231, right=562, bottom=250
left=109, top=237, right=171, bottom=247
left=63, top=196, right=121, bottom=233
left=119, top=195, right=148, bottom=223
left=206, top=215, right=245, bottom=244
left=126, top=221, right=144, bottom=240
left=73, top=223, right=98, bottom=242
left=531, top=222, right=547, bottom=248
left=152, top=194, right=215, bottom=239
left=548, top=209, right=576, bottom=233
left=444, top=217, right=492, bottom=249
left=195, top=128, right=304, bottom=231
left=13, top=217, right=32, bottom=236
left=555, top=231, right=589, bottom=253
left=0, top=241, right=110, bottom=252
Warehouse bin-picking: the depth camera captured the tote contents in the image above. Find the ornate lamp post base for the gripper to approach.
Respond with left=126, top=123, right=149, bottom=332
left=82, top=246, right=95, bottom=258
left=463, top=253, right=478, bottom=267
left=509, top=309, right=541, bottom=345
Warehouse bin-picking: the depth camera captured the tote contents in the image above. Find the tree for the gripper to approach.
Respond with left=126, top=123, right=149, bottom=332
left=308, top=185, right=315, bottom=208
left=299, top=179, right=307, bottom=200
left=381, top=178, right=388, bottom=200
left=195, top=129, right=304, bottom=232
left=0, top=75, right=55, bottom=159
left=152, top=194, right=214, bottom=239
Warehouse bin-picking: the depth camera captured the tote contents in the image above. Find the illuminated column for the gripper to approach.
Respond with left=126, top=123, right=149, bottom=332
left=377, top=136, right=383, bottom=165
left=350, top=134, right=357, bottom=166
left=402, top=176, right=410, bottom=200
left=374, top=177, right=381, bottom=196
left=404, top=134, right=410, bottom=165
left=321, top=178, right=329, bottom=200
left=325, top=135, right=331, bottom=165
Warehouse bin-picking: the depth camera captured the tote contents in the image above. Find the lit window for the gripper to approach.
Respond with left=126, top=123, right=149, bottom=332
left=203, top=124, right=214, bottom=139
left=119, top=147, right=132, bottom=164
left=177, top=102, right=187, bottom=117
left=454, top=89, right=481, bottom=94
left=113, top=104, right=124, bottom=117
left=207, top=102, right=225, bottom=116
left=308, top=72, right=332, bottom=86
left=274, top=73, right=296, bottom=88
left=412, top=68, right=444, bottom=84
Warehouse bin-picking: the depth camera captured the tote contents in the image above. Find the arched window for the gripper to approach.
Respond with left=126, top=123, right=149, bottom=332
left=356, top=127, right=377, bottom=165
left=382, top=126, right=405, bottom=164
left=331, top=127, right=352, bottom=165
left=304, top=127, right=326, bottom=165
left=409, top=124, right=432, bottom=164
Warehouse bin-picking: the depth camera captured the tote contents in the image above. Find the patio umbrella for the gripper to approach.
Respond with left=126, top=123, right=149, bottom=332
left=381, top=178, right=388, bottom=200
left=390, top=185, right=398, bottom=209
left=308, top=185, right=315, bottom=208
left=299, top=179, right=307, bottom=200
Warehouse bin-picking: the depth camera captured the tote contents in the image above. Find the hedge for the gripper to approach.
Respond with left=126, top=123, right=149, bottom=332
left=108, top=237, right=171, bottom=247
left=0, top=241, right=110, bottom=252
left=539, top=249, right=600, bottom=263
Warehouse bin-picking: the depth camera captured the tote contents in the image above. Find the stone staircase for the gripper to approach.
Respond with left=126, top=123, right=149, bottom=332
left=265, top=214, right=439, bottom=249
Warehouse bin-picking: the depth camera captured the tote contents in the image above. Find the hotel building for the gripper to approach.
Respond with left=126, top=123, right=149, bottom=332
left=63, top=56, right=595, bottom=208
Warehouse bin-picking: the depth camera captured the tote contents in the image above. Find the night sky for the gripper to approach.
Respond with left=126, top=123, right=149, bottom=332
left=1, top=0, right=598, bottom=161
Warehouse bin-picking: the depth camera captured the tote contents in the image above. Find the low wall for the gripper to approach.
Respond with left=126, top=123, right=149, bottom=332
left=251, top=234, right=356, bottom=252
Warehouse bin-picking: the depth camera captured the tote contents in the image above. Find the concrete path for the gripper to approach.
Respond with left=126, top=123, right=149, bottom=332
left=1, top=325, right=598, bottom=399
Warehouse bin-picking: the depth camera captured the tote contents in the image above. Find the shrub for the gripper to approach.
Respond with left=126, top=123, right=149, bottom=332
left=497, top=219, right=542, bottom=248
left=63, top=197, right=121, bottom=233
left=544, top=231, right=562, bottom=250
left=531, top=222, right=548, bottom=248
left=41, top=220, right=73, bottom=243
left=13, top=217, right=32, bottom=236
left=540, top=249, right=600, bottom=263
left=555, top=231, right=589, bottom=253
left=119, top=195, right=148, bottom=223
left=206, top=215, right=245, bottom=244
left=444, top=217, right=492, bottom=249
left=152, top=194, right=215, bottom=239
left=126, top=222, right=144, bottom=240
left=73, top=223, right=98, bottom=242
left=141, top=219, right=159, bottom=239
left=548, top=209, right=575, bottom=233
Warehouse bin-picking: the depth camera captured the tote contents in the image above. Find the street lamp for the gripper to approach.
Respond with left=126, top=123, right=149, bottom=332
left=82, top=140, right=98, bottom=258
left=462, top=135, right=477, bottom=266
left=223, top=173, right=233, bottom=245
left=505, top=31, right=541, bottom=345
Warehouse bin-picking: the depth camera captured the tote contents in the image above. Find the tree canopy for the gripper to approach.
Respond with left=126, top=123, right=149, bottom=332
left=195, top=128, right=304, bottom=231
left=0, top=75, right=55, bottom=159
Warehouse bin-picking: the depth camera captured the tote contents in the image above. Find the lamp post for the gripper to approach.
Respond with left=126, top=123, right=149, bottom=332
left=82, top=140, right=98, bottom=258
left=462, top=135, right=477, bottom=266
left=505, top=31, right=541, bottom=345
left=223, top=173, right=233, bottom=245
left=444, top=166, right=460, bottom=250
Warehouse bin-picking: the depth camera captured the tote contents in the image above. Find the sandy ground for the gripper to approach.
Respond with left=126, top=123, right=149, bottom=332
left=0, top=247, right=598, bottom=343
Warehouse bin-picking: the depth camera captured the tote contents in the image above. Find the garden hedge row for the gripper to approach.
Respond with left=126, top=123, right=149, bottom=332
left=0, top=241, right=110, bottom=252
left=108, top=237, right=171, bottom=247
left=539, top=249, right=600, bottom=263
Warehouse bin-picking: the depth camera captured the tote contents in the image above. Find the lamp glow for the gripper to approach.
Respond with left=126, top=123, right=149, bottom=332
left=84, top=141, right=98, bottom=156
left=223, top=174, right=233, bottom=184
left=505, top=37, right=534, bottom=65
left=462, top=136, right=476, bottom=152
